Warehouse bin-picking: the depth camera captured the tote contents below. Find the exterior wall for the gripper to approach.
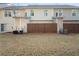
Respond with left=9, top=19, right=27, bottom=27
left=56, top=19, right=63, bottom=33
left=12, top=9, right=25, bottom=17
left=0, top=10, right=13, bottom=17
left=54, top=8, right=79, bottom=20
left=0, top=17, right=15, bottom=33
left=0, top=8, right=79, bottom=33
left=0, top=10, right=15, bottom=33
left=15, top=18, right=20, bottom=29
left=25, top=9, right=54, bottom=20
left=0, top=9, right=26, bottom=33
left=14, top=18, right=29, bottom=32
left=1, top=8, right=79, bottom=21
left=29, top=20, right=56, bottom=23
left=0, top=10, right=4, bottom=17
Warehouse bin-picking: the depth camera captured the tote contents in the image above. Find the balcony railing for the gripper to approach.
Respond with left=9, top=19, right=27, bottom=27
left=52, top=16, right=64, bottom=19
left=12, top=14, right=31, bottom=19
left=12, top=14, right=24, bottom=18
left=24, top=16, right=31, bottom=19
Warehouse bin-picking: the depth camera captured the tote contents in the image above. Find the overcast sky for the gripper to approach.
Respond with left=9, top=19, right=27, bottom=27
left=1, top=0, right=79, bottom=4
left=0, top=0, right=79, bottom=6
left=5, top=3, right=79, bottom=6
left=14, top=3, right=79, bottom=6
left=1, top=3, right=79, bottom=7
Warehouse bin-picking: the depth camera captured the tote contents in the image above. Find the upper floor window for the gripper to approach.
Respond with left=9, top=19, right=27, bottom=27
left=56, top=9, right=63, bottom=17
left=13, top=10, right=16, bottom=16
left=30, top=10, right=34, bottom=16
left=4, top=10, right=11, bottom=17
left=56, top=12, right=58, bottom=17
left=8, top=12, right=11, bottom=17
left=4, top=10, right=8, bottom=17
left=44, top=10, right=48, bottom=16
left=72, top=10, right=77, bottom=16
left=25, top=12, right=27, bottom=16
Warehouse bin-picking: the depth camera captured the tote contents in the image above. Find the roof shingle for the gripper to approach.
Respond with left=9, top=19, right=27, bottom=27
left=2, top=5, right=79, bottom=10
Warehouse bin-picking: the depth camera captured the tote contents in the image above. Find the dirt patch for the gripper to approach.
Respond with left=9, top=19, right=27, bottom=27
left=0, top=33, right=79, bottom=56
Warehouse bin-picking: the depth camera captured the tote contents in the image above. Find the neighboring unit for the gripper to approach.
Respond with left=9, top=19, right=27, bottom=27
left=0, top=4, right=79, bottom=33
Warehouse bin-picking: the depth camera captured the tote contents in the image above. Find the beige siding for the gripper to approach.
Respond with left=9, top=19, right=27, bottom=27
left=25, top=9, right=54, bottom=20
left=54, top=8, right=79, bottom=20
left=0, top=7, right=79, bottom=33
left=13, top=9, right=25, bottom=16
left=29, top=20, right=55, bottom=23
left=0, top=17, right=15, bottom=32
left=0, top=10, right=4, bottom=17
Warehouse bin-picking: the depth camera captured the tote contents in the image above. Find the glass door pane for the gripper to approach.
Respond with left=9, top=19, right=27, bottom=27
left=1, top=24, right=4, bottom=32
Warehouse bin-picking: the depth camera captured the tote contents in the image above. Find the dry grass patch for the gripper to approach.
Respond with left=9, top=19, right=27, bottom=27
left=0, top=33, right=79, bottom=56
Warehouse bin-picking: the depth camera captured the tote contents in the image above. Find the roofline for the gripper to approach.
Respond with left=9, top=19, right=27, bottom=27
left=1, top=5, right=79, bottom=10
left=3, top=8, right=79, bottom=10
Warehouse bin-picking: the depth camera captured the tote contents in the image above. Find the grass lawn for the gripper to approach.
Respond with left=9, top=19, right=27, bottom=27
left=0, top=33, right=79, bottom=56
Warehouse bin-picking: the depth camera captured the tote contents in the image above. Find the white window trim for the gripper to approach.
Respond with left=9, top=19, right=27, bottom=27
left=30, top=10, right=34, bottom=16
left=44, top=10, right=48, bottom=16
left=4, top=10, right=11, bottom=17
left=25, top=12, right=27, bottom=16
left=4, top=10, right=8, bottom=17
left=13, top=10, right=17, bottom=16
left=72, top=9, right=77, bottom=16
left=56, top=9, right=63, bottom=17
left=0, top=23, right=6, bottom=32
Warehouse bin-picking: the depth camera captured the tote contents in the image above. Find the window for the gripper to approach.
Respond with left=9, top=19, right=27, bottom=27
left=44, top=10, right=48, bottom=16
left=56, top=12, right=58, bottom=17
left=72, top=13, right=76, bottom=16
left=8, top=12, right=11, bottom=17
left=25, top=12, right=27, bottom=16
left=59, top=12, right=63, bottom=16
left=30, top=10, right=34, bottom=16
left=13, top=10, right=16, bottom=16
left=4, top=10, right=11, bottom=17
left=72, top=10, right=77, bottom=16
left=1, top=24, right=4, bottom=32
left=58, top=9, right=63, bottom=16
left=55, top=9, right=63, bottom=17
left=4, top=11, right=8, bottom=17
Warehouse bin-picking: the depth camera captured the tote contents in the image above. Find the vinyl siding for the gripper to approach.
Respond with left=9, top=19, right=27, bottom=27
left=25, top=9, right=54, bottom=20
left=0, top=10, right=4, bottom=17
left=54, top=8, right=79, bottom=20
